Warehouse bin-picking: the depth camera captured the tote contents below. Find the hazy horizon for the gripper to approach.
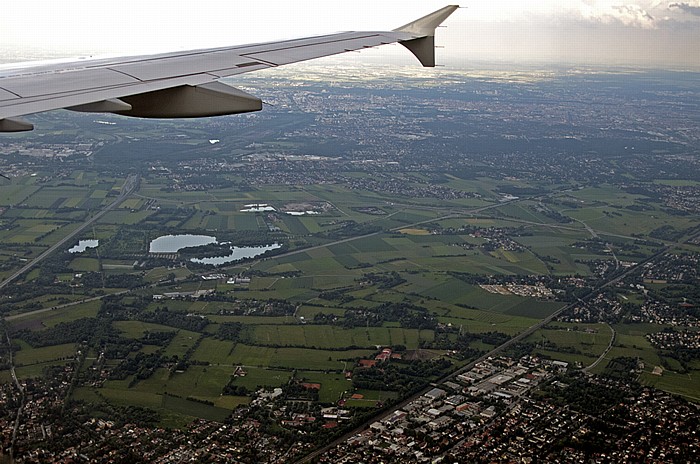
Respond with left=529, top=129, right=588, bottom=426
left=2, top=1, right=699, bottom=71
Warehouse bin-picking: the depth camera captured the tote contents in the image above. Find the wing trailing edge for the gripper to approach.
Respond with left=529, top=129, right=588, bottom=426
left=0, top=5, right=459, bottom=131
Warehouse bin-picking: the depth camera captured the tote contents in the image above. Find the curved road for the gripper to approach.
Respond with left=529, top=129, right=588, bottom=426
left=584, top=323, right=616, bottom=373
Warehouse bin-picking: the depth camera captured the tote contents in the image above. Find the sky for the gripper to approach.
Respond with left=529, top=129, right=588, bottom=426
left=1, top=1, right=699, bottom=69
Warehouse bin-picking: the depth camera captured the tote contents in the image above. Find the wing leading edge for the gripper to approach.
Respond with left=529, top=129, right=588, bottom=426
left=0, top=5, right=459, bottom=132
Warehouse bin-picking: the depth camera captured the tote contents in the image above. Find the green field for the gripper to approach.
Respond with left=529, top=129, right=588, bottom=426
left=1, top=158, right=697, bottom=440
left=640, top=370, right=700, bottom=402
left=229, top=367, right=292, bottom=391
left=228, top=344, right=373, bottom=370
left=243, top=325, right=433, bottom=350
left=297, top=371, right=352, bottom=403
left=113, top=320, right=178, bottom=338
left=526, top=323, right=613, bottom=366
left=419, top=280, right=565, bottom=318
left=344, top=389, right=399, bottom=408
left=14, top=343, right=76, bottom=366
left=8, top=300, right=102, bottom=330
left=68, top=257, right=100, bottom=272
left=190, top=338, right=236, bottom=364
left=162, top=331, right=201, bottom=358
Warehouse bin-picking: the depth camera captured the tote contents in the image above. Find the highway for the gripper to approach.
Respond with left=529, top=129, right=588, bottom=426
left=0, top=174, right=139, bottom=292
left=294, top=240, right=677, bottom=463
left=1, top=174, right=138, bottom=458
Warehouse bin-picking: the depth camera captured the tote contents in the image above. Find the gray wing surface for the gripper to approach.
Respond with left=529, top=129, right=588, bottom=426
left=0, top=5, right=458, bottom=132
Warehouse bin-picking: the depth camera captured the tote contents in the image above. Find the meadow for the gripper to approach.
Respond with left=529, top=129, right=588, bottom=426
left=1, top=166, right=697, bottom=431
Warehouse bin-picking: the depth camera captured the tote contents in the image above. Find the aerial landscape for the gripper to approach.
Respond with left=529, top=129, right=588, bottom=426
left=1, top=1, right=699, bottom=463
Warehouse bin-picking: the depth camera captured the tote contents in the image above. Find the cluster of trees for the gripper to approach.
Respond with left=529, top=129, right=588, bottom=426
left=603, top=356, right=641, bottom=380
left=319, top=221, right=382, bottom=240
left=449, top=271, right=562, bottom=289
left=185, top=395, right=215, bottom=406
left=246, top=269, right=301, bottom=278
left=99, top=295, right=151, bottom=318
left=339, top=302, right=437, bottom=330
left=312, top=312, right=340, bottom=324
left=217, top=322, right=243, bottom=342
left=222, top=383, right=250, bottom=396
left=283, top=380, right=320, bottom=402
left=80, top=272, right=145, bottom=289
left=425, top=330, right=509, bottom=360
left=138, top=307, right=210, bottom=332
left=110, top=352, right=166, bottom=384
left=142, top=330, right=176, bottom=346
left=352, top=358, right=452, bottom=396
left=648, top=283, right=700, bottom=309
left=1, top=258, right=73, bottom=310
left=653, top=329, right=700, bottom=371
left=14, top=316, right=151, bottom=363
left=541, top=372, right=641, bottom=415
left=318, top=288, right=355, bottom=303
left=102, top=336, right=142, bottom=360
left=533, top=205, right=573, bottom=224
left=47, top=401, right=159, bottom=457
left=650, top=225, right=686, bottom=241
left=178, top=242, right=233, bottom=259
left=17, top=318, right=102, bottom=347
left=360, top=271, right=406, bottom=290
left=98, top=227, right=149, bottom=258
left=212, top=298, right=296, bottom=317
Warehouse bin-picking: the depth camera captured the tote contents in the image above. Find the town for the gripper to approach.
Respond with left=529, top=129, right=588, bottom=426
left=0, top=66, right=698, bottom=462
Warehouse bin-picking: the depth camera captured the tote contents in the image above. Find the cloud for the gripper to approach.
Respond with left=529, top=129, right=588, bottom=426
left=669, top=2, right=700, bottom=15
left=612, top=4, right=657, bottom=27
left=574, top=2, right=658, bottom=28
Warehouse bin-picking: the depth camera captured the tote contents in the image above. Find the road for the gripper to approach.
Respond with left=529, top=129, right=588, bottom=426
left=2, top=173, right=692, bottom=461
left=584, top=323, right=616, bottom=372
left=573, top=218, right=599, bottom=239
left=0, top=174, right=139, bottom=292
left=4, top=291, right=129, bottom=322
left=294, top=241, right=676, bottom=463
left=4, top=329, right=24, bottom=459
left=1, top=174, right=138, bottom=457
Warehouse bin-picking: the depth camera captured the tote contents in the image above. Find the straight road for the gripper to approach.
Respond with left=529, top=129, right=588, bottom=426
left=1, top=175, right=138, bottom=457
left=0, top=175, right=139, bottom=292
left=4, top=291, right=128, bottom=322
left=295, top=241, right=677, bottom=463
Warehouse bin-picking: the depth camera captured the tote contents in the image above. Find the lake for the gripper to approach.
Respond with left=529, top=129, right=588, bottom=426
left=149, top=234, right=217, bottom=253
left=69, top=239, right=99, bottom=253
left=190, top=243, right=282, bottom=265
left=149, top=234, right=281, bottom=265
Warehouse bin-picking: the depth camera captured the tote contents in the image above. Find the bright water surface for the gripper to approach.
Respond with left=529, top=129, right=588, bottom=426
left=149, top=235, right=216, bottom=253
left=68, top=239, right=99, bottom=253
left=190, top=243, right=282, bottom=265
left=149, top=234, right=281, bottom=266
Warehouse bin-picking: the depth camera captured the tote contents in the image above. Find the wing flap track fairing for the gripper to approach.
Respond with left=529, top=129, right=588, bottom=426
left=0, top=5, right=459, bottom=131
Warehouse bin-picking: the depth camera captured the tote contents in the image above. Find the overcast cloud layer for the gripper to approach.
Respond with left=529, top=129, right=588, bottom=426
left=1, top=1, right=699, bottom=69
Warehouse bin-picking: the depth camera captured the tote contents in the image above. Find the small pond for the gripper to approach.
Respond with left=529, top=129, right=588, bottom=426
left=68, top=239, right=99, bottom=253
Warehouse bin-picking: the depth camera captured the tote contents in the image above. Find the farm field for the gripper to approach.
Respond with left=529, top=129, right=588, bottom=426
left=0, top=135, right=697, bottom=443
left=242, top=325, right=434, bottom=350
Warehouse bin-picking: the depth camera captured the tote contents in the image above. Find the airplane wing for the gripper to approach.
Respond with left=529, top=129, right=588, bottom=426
left=0, top=5, right=459, bottom=132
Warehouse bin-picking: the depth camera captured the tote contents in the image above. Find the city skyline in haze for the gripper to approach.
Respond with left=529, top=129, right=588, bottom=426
left=2, top=1, right=699, bottom=70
